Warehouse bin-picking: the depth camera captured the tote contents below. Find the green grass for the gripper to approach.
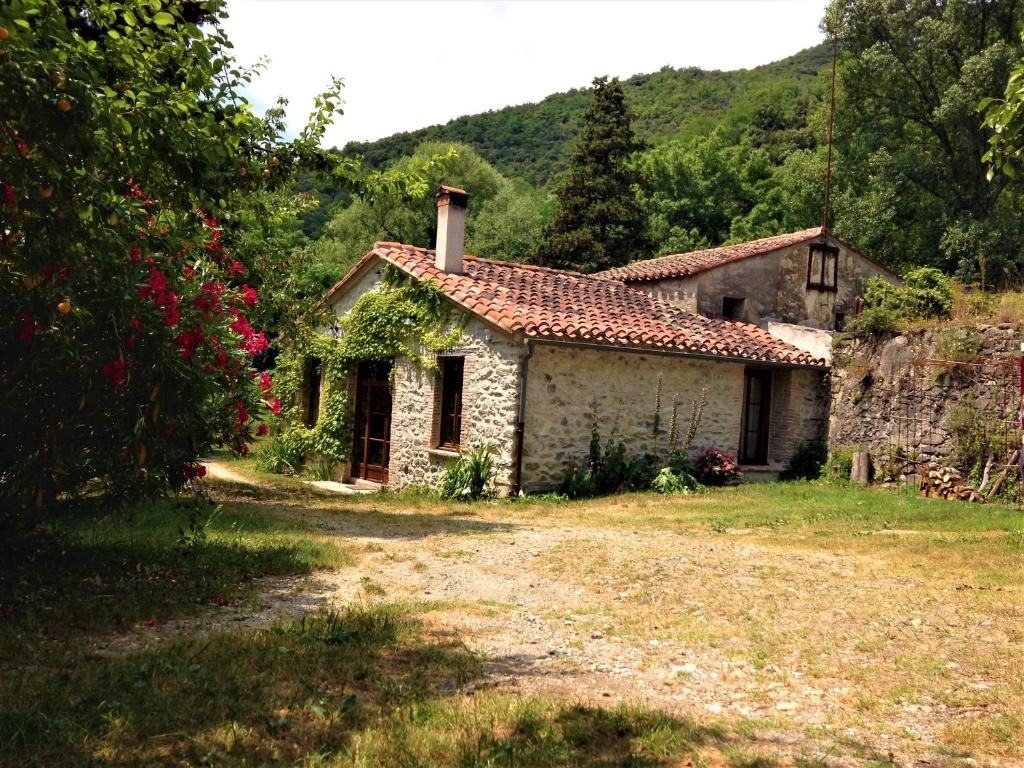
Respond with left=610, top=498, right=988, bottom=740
left=3, top=465, right=1021, bottom=766
left=0, top=604, right=718, bottom=767
left=0, top=495, right=352, bottom=651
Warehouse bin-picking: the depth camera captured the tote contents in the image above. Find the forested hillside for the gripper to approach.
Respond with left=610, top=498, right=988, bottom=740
left=294, top=1, right=1024, bottom=293
left=342, top=44, right=832, bottom=188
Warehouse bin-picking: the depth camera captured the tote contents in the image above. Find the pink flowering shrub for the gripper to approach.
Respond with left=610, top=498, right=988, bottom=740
left=691, top=447, right=743, bottom=486
left=0, top=2, right=348, bottom=522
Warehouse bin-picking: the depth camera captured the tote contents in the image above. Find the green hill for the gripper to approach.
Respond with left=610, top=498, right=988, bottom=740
left=341, top=43, right=831, bottom=187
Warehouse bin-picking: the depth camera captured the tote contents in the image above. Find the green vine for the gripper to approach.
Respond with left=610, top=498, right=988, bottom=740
left=267, top=272, right=465, bottom=470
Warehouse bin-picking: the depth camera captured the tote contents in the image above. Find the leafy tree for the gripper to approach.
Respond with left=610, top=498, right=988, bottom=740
left=305, top=142, right=508, bottom=286
left=0, top=0, right=351, bottom=524
left=533, top=76, right=652, bottom=273
left=828, top=0, right=1024, bottom=281
left=983, top=32, right=1024, bottom=179
left=466, top=180, right=554, bottom=263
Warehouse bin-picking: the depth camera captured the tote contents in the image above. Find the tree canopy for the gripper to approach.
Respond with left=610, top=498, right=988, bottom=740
left=0, top=0, right=352, bottom=522
left=532, top=76, right=652, bottom=273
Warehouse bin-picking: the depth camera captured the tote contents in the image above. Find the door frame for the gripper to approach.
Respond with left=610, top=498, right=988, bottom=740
left=351, top=361, right=393, bottom=482
left=740, top=368, right=773, bottom=465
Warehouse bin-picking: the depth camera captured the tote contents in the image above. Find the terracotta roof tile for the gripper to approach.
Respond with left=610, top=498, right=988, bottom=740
left=326, top=243, right=824, bottom=367
left=598, top=228, right=825, bottom=283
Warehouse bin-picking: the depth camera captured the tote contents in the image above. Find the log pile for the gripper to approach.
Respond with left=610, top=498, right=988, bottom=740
left=918, top=449, right=1020, bottom=503
left=919, top=464, right=985, bottom=502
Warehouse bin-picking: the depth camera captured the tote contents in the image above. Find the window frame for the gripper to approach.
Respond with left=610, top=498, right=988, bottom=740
left=740, top=368, right=773, bottom=465
left=806, top=241, right=839, bottom=292
left=437, top=356, right=465, bottom=449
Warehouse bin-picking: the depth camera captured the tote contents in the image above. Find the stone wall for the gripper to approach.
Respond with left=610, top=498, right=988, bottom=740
left=634, top=237, right=896, bottom=330
left=828, top=324, right=1023, bottom=467
left=520, top=344, right=828, bottom=491
left=388, top=313, right=522, bottom=493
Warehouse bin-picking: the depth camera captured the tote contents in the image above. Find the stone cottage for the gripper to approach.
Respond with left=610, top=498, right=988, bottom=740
left=599, top=228, right=901, bottom=360
left=319, top=186, right=829, bottom=494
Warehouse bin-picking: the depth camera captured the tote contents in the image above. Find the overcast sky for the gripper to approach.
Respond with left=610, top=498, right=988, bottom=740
left=222, top=0, right=826, bottom=149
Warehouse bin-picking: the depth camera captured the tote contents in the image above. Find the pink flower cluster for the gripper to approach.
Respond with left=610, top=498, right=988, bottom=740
left=692, top=446, right=743, bottom=486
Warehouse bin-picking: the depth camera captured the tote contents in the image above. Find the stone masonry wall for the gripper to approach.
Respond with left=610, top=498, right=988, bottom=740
left=829, top=324, right=1023, bottom=467
left=520, top=344, right=828, bottom=491
left=388, top=313, right=522, bottom=493
left=635, top=238, right=896, bottom=329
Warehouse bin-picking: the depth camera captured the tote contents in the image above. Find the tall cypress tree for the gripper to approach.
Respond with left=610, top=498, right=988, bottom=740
left=533, top=76, right=651, bottom=273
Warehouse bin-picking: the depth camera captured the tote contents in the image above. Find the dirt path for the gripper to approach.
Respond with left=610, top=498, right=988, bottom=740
left=92, top=487, right=1020, bottom=768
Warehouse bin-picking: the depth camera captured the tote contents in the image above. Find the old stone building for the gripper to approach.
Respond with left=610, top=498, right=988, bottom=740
left=599, top=229, right=901, bottom=361
left=320, top=186, right=829, bottom=493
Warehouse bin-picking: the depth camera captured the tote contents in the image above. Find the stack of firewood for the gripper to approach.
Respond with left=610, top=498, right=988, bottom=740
left=919, top=464, right=985, bottom=502
left=919, top=449, right=1020, bottom=503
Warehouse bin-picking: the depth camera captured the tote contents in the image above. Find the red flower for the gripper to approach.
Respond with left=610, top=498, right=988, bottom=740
left=268, top=397, right=282, bottom=417
left=130, top=317, right=142, bottom=330
left=227, top=260, right=245, bottom=277
left=240, top=284, right=258, bottom=307
left=101, top=359, right=128, bottom=387
left=58, top=266, right=73, bottom=281
left=256, top=423, right=268, bottom=436
left=194, top=281, right=224, bottom=314
left=2, top=182, right=16, bottom=207
left=258, top=371, right=273, bottom=395
left=18, top=313, right=37, bottom=342
left=137, top=266, right=168, bottom=301
left=183, top=264, right=196, bottom=282
left=241, top=331, right=268, bottom=356
left=161, top=293, right=180, bottom=327
left=175, top=325, right=204, bottom=359
left=129, top=243, right=141, bottom=263
left=234, top=400, right=250, bottom=430
left=183, top=463, right=207, bottom=479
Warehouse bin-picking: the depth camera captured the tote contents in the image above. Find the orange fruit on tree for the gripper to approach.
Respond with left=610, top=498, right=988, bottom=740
left=56, top=98, right=71, bottom=112
left=58, top=300, right=71, bottom=314
left=0, top=26, right=9, bottom=41
left=271, top=156, right=280, bottom=167
left=39, top=186, right=53, bottom=199
left=262, top=168, right=271, bottom=178
left=238, top=167, right=247, bottom=176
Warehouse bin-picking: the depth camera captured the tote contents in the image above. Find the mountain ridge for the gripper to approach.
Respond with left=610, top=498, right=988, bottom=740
left=340, top=42, right=831, bottom=187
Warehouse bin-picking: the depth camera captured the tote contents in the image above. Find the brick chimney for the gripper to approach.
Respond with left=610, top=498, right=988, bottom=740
left=435, top=185, right=468, bottom=274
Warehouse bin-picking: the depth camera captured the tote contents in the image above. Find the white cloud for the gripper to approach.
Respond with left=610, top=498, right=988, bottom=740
left=222, top=0, right=825, bottom=148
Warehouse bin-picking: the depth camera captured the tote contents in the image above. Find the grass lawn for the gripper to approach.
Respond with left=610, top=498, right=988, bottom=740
left=0, top=470, right=1020, bottom=767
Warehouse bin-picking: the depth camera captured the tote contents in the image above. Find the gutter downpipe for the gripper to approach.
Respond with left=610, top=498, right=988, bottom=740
left=511, top=339, right=535, bottom=496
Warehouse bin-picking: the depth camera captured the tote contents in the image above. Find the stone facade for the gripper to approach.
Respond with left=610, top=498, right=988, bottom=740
left=329, top=254, right=830, bottom=494
left=633, top=237, right=896, bottom=330
left=388, top=314, right=521, bottom=493
left=828, top=324, right=1023, bottom=467
left=519, top=344, right=827, bottom=491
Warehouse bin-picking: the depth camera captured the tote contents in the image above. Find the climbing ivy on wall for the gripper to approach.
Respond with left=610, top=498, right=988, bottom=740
left=268, top=270, right=465, bottom=468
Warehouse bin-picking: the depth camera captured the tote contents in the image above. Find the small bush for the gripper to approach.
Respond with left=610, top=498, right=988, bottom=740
left=691, top=447, right=742, bottom=486
left=822, top=446, right=857, bottom=482
left=855, top=267, right=953, bottom=334
left=779, top=441, right=827, bottom=481
left=651, top=467, right=700, bottom=494
left=303, top=456, right=335, bottom=481
left=561, top=465, right=597, bottom=500
left=254, top=437, right=304, bottom=475
left=624, top=454, right=659, bottom=491
left=934, top=326, right=984, bottom=362
left=439, top=444, right=494, bottom=501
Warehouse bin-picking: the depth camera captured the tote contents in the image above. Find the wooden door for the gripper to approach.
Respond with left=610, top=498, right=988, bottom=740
left=351, top=361, right=393, bottom=482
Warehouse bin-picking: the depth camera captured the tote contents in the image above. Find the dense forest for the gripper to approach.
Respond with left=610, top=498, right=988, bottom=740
left=293, top=0, right=1024, bottom=294
left=342, top=44, right=832, bottom=188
